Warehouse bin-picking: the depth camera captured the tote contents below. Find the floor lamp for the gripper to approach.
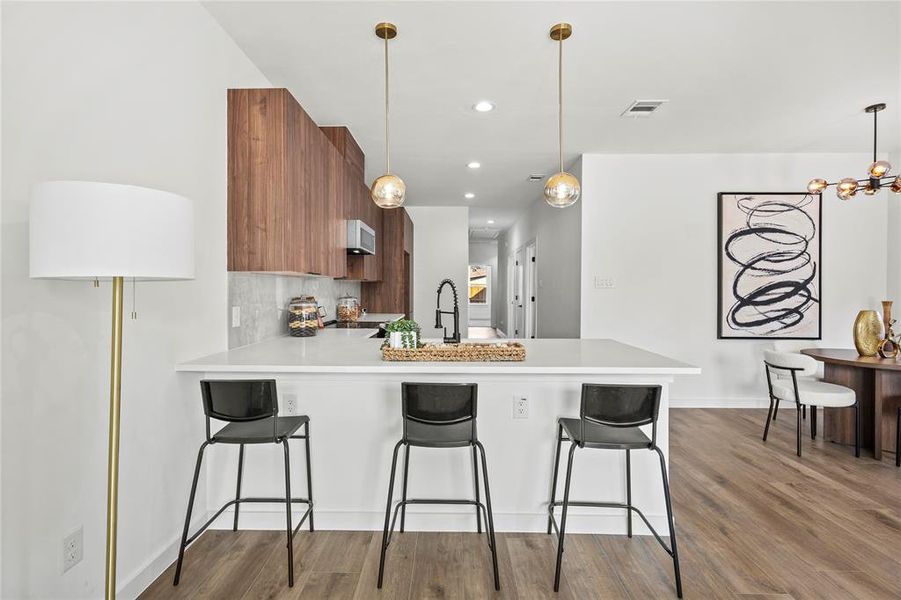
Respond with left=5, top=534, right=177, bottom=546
left=29, top=181, right=194, bottom=599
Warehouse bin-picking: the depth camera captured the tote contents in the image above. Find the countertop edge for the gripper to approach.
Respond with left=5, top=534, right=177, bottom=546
left=175, top=364, right=702, bottom=375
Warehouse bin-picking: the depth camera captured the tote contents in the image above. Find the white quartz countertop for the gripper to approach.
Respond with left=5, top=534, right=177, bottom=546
left=177, top=335, right=699, bottom=375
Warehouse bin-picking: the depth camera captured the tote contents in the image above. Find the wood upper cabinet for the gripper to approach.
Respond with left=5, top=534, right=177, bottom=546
left=228, top=88, right=345, bottom=277
left=361, top=207, right=413, bottom=316
left=323, top=126, right=383, bottom=282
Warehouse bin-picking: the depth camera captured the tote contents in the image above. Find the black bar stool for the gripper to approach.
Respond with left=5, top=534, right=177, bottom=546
left=377, top=382, right=499, bottom=590
left=173, top=379, right=314, bottom=588
left=547, top=384, right=682, bottom=597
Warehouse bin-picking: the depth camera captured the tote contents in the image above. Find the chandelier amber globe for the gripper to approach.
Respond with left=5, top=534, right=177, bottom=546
left=544, top=172, right=581, bottom=208
left=869, top=160, right=892, bottom=178
left=807, top=178, right=828, bottom=194
left=892, top=176, right=901, bottom=193
left=370, top=174, right=406, bottom=209
left=837, top=177, right=858, bottom=195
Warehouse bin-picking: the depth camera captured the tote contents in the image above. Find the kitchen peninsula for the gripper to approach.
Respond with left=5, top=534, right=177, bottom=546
left=176, top=335, right=698, bottom=535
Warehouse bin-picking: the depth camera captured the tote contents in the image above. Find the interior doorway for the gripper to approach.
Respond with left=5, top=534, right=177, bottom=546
left=525, top=240, right=537, bottom=339
left=513, top=247, right=524, bottom=338
left=468, top=264, right=492, bottom=327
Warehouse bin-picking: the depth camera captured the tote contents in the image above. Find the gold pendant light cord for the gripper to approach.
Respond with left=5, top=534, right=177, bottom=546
left=558, top=34, right=563, bottom=174
left=384, top=33, right=390, bottom=175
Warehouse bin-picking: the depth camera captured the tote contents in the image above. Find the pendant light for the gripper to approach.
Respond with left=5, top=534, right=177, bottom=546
left=807, top=103, right=901, bottom=200
left=544, top=22, right=580, bottom=208
left=370, top=22, right=406, bottom=209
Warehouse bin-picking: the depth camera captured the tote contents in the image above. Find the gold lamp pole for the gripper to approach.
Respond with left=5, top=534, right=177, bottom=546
left=105, top=276, right=124, bottom=599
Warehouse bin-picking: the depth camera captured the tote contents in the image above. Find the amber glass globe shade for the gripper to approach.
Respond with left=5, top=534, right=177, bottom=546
left=837, top=177, right=858, bottom=194
left=544, top=172, right=581, bottom=208
left=807, top=178, right=828, bottom=194
left=892, top=176, right=901, bottom=194
left=370, top=174, right=406, bottom=208
left=869, top=160, right=892, bottom=178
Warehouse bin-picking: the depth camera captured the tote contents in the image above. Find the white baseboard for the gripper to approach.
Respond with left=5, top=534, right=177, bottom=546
left=670, top=397, right=769, bottom=409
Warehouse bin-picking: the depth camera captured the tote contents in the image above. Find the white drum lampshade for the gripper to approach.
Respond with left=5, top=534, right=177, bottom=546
left=30, top=180, right=194, bottom=280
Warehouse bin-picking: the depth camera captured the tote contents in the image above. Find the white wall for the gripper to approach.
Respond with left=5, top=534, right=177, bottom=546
left=580, top=153, right=888, bottom=406
left=404, top=207, right=469, bottom=339
left=468, top=240, right=498, bottom=327
left=1, top=2, right=270, bottom=597
left=496, top=176, right=582, bottom=339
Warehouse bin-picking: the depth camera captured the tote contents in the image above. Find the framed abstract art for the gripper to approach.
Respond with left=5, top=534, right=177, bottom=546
left=717, top=192, right=822, bottom=340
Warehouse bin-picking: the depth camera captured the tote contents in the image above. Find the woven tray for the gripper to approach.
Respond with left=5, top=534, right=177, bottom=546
left=381, top=342, right=526, bottom=362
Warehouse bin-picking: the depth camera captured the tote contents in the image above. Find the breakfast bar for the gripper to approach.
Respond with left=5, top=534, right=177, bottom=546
left=176, top=334, right=698, bottom=535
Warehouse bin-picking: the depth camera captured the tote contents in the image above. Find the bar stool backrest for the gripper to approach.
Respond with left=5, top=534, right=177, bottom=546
left=200, top=379, right=278, bottom=442
left=580, top=384, right=662, bottom=445
left=401, top=382, right=477, bottom=441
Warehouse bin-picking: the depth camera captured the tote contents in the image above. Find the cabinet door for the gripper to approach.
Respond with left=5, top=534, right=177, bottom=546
left=362, top=184, right=382, bottom=282
left=327, top=149, right=347, bottom=278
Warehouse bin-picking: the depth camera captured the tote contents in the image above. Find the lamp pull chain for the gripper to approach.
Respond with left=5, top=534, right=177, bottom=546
left=131, top=277, right=137, bottom=320
left=385, top=33, right=390, bottom=175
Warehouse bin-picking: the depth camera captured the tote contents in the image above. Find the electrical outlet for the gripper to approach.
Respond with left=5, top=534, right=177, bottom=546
left=63, top=527, right=83, bottom=573
left=231, top=306, right=241, bottom=328
left=513, top=395, right=529, bottom=419
left=594, top=276, right=616, bottom=290
left=283, top=393, right=298, bottom=416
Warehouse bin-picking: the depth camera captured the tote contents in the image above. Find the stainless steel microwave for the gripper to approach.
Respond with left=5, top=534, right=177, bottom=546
left=346, top=219, right=376, bottom=255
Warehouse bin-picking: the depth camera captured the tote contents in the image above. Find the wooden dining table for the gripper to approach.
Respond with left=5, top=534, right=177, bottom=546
left=801, top=348, right=901, bottom=460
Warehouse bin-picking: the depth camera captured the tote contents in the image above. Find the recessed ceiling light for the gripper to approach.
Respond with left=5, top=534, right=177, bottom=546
left=464, top=193, right=475, bottom=199
left=473, top=101, right=495, bottom=112
left=467, top=162, right=481, bottom=169
left=487, top=219, right=495, bottom=224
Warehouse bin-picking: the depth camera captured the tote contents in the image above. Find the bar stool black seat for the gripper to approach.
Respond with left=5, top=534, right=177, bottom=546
left=173, top=379, right=314, bottom=588
left=377, top=382, right=499, bottom=590
left=547, top=384, right=682, bottom=597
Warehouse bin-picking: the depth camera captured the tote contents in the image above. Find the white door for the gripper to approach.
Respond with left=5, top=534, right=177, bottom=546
left=513, top=248, right=524, bottom=338
left=525, top=241, right=537, bottom=338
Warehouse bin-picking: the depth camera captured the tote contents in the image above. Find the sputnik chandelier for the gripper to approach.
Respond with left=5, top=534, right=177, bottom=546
left=807, top=103, right=901, bottom=200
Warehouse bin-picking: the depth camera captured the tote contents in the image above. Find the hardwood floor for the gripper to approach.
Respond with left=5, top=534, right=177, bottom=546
left=140, top=409, right=901, bottom=599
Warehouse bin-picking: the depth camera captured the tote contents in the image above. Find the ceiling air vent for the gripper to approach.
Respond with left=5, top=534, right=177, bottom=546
left=621, top=100, right=668, bottom=118
left=469, top=227, right=501, bottom=240
left=528, top=174, right=546, bottom=182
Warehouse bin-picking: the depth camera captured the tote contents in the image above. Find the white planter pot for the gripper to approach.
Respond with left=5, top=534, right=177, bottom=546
left=389, top=331, right=418, bottom=349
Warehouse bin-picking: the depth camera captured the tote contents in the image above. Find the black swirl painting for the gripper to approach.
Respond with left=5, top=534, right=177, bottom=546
left=717, top=192, right=822, bottom=339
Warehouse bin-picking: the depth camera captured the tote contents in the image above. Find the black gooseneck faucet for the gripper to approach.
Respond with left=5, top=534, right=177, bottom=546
left=435, top=278, right=461, bottom=344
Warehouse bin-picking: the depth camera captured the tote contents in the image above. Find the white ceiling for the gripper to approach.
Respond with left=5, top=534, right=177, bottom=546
left=205, top=1, right=901, bottom=230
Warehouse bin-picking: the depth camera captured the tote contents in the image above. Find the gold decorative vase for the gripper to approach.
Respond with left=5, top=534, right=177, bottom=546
left=853, top=310, right=882, bottom=357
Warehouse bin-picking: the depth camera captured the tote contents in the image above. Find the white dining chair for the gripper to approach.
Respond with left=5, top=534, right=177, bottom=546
left=762, top=350, right=859, bottom=458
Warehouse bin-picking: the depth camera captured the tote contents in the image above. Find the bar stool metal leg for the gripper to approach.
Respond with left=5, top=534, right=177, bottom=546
left=553, top=442, right=577, bottom=593
left=378, top=441, right=404, bottom=589
left=304, top=421, right=315, bottom=531
left=547, top=423, right=563, bottom=535
left=855, top=402, right=861, bottom=458
left=233, top=444, right=245, bottom=531
left=475, top=441, right=500, bottom=591
left=174, top=442, right=208, bottom=585
left=654, top=447, right=683, bottom=599
left=400, top=444, right=410, bottom=532
left=773, top=399, right=780, bottom=420
left=796, top=404, right=803, bottom=457
left=282, top=439, right=294, bottom=587
left=625, top=449, right=633, bottom=538
left=472, top=445, right=482, bottom=534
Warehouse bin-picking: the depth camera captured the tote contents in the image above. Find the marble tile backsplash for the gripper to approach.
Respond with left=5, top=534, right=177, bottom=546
left=228, top=272, right=361, bottom=348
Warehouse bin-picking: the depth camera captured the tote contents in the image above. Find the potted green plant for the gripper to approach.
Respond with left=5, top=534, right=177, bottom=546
left=385, top=319, right=421, bottom=350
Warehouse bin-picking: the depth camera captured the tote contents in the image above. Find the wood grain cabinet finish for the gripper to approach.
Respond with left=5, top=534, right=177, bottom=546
left=362, top=207, right=413, bottom=317
left=323, top=126, right=383, bottom=282
left=228, top=88, right=345, bottom=278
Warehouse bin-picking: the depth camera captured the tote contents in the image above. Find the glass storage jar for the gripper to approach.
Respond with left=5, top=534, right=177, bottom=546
left=288, top=296, right=320, bottom=337
left=337, top=294, right=361, bottom=323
